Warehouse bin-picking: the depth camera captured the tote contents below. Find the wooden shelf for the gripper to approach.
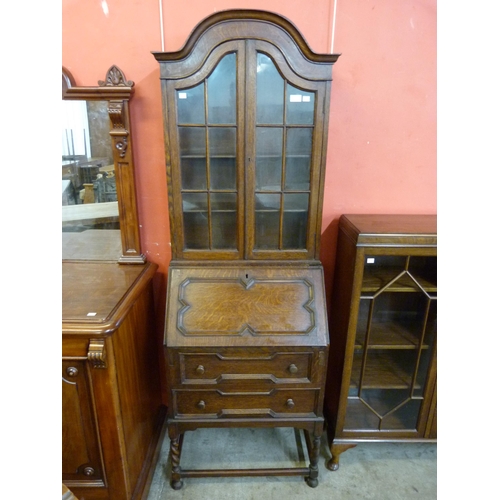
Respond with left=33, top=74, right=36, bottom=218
left=350, top=351, right=418, bottom=390
left=362, top=267, right=437, bottom=293
left=355, top=320, right=430, bottom=349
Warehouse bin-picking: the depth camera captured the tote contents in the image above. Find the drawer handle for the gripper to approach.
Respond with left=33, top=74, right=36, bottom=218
left=66, top=367, right=79, bottom=377
left=83, top=467, right=95, bottom=476
left=286, top=398, right=295, bottom=409
left=288, top=364, right=298, bottom=374
left=196, top=365, right=205, bottom=375
left=197, top=400, right=206, bottom=410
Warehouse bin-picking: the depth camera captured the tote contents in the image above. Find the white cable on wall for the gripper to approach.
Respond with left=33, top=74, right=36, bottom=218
left=159, top=1, right=335, bottom=54
left=159, top=0, right=165, bottom=51
left=330, top=0, right=338, bottom=54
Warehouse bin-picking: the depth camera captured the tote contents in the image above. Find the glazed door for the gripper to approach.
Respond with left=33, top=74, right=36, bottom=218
left=163, top=40, right=328, bottom=261
left=165, top=41, right=246, bottom=260
left=246, top=41, right=328, bottom=260
left=342, top=251, right=437, bottom=437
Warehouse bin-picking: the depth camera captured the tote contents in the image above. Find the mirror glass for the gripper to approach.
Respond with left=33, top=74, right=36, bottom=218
left=61, top=99, right=121, bottom=260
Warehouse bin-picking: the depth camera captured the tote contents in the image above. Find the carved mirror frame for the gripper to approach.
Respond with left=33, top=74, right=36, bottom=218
left=62, top=65, right=144, bottom=264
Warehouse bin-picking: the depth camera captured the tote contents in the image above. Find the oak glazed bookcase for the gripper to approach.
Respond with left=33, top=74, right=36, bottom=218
left=324, top=214, right=437, bottom=470
left=153, top=10, right=339, bottom=488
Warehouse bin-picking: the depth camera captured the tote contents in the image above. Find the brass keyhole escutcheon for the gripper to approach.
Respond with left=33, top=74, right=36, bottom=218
left=286, top=398, right=295, bottom=409
left=197, top=400, right=206, bottom=410
left=288, top=364, right=298, bottom=374
left=196, top=365, right=205, bottom=375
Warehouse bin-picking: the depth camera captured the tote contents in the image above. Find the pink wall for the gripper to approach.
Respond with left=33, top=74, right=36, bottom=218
left=63, top=0, right=436, bottom=340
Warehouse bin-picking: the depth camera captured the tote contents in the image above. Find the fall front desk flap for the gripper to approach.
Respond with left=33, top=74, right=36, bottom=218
left=165, top=266, right=328, bottom=348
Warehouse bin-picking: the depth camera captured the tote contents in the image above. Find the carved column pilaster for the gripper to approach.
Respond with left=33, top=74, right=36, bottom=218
left=98, top=65, right=144, bottom=263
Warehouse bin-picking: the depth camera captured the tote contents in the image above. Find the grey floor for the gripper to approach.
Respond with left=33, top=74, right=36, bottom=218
left=147, top=427, right=437, bottom=500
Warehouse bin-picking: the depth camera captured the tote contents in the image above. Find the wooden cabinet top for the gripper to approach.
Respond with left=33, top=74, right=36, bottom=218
left=153, top=10, right=339, bottom=263
left=62, top=261, right=157, bottom=334
left=339, top=214, right=437, bottom=248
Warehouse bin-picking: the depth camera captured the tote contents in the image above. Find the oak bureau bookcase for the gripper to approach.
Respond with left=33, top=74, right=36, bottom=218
left=153, top=10, right=339, bottom=488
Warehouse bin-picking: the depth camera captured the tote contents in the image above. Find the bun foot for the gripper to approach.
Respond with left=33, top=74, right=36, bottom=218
left=326, top=458, right=339, bottom=471
left=326, top=443, right=356, bottom=471
left=306, top=476, right=319, bottom=488
left=171, top=479, right=183, bottom=490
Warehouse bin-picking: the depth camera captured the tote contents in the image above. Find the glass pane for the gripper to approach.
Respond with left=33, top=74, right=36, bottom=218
left=180, top=157, right=206, bottom=190
left=210, top=158, right=236, bottom=190
left=345, top=391, right=421, bottom=432
left=177, top=84, right=205, bottom=124
left=256, top=53, right=284, bottom=124
left=182, top=192, right=208, bottom=211
left=179, top=127, right=206, bottom=157
left=255, top=128, right=283, bottom=191
left=211, top=192, right=236, bottom=211
left=415, top=299, right=436, bottom=397
left=209, top=127, right=236, bottom=189
left=414, top=344, right=433, bottom=398
left=344, top=397, right=380, bottom=431
left=255, top=193, right=280, bottom=249
left=423, top=299, right=437, bottom=350
left=382, top=398, right=421, bottom=430
left=408, top=256, right=437, bottom=290
left=182, top=193, right=208, bottom=249
left=363, top=293, right=429, bottom=347
left=360, top=350, right=416, bottom=390
left=347, top=252, right=437, bottom=434
left=255, top=193, right=280, bottom=210
left=208, top=53, right=236, bottom=124
left=282, top=193, right=308, bottom=249
left=211, top=193, right=237, bottom=249
left=363, top=255, right=407, bottom=290
left=286, top=84, right=315, bottom=125
left=285, top=128, right=312, bottom=190
left=179, top=127, right=207, bottom=190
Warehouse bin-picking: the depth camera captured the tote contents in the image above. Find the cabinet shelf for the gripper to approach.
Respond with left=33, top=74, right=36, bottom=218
left=255, top=209, right=308, bottom=213
left=350, top=350, right=422, bottom=391
left=181, top=155, right=236, bottom=159
left=362, top=267, right=437, bottom=293
left=183, top=210, right=235, bottom=213
left=355, top=320, right=431, bottom=349
left=256, top=154, right=311, bottom=159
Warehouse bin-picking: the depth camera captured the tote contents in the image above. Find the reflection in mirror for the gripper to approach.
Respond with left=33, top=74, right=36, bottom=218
left=62, top=99, right=120, bottom=259
left=62, top=100, right=117, bottom=214
left=62, top=66, right=144, bottom=263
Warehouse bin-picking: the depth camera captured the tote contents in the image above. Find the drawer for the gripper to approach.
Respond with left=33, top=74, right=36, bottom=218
left=173, top=388, right=319, bottom=418
left=62, top=336, right=93, bottom=358
left=178, top=352, right=312, bottom=384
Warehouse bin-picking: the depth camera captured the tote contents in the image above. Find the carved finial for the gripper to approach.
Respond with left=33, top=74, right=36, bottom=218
left=98, top=65, right=134, bottom=87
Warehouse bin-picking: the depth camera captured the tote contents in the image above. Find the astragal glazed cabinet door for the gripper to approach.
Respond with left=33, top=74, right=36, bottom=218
left=325, top=214, right=437, bottom=471
left=156, top=13, right=335, bottom=262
